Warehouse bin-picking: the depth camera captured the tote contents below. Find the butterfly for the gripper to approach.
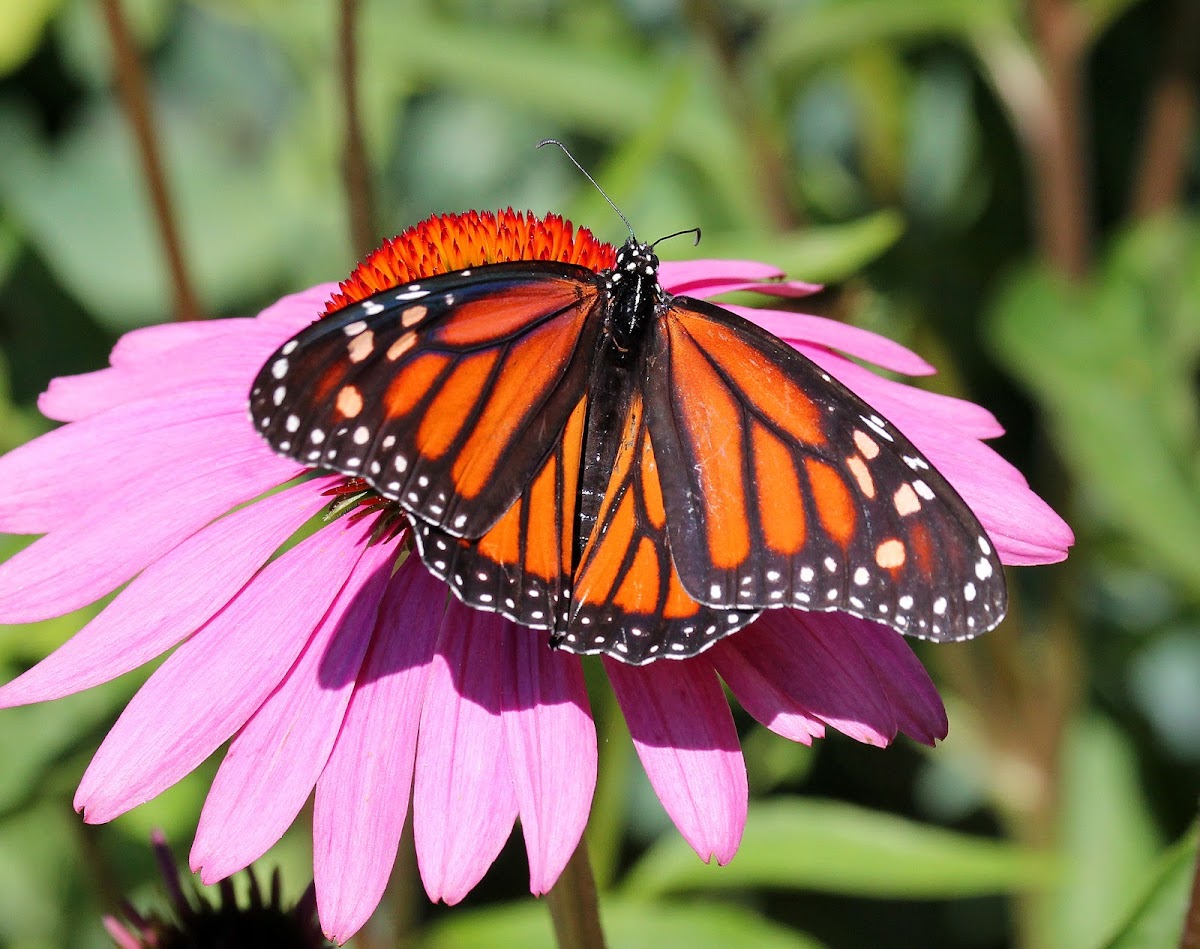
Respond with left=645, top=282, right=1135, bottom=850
left=249, top=222, right=1006, bottom=665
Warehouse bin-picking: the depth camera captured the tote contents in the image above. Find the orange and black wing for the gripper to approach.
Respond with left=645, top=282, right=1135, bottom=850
left=410, top=396, right=587, bottom=629
left=562, top=386, right=761, bottom=664
left=250, top=263, right=605, bottom=538
left=643, top=297, right=1006, bottom=643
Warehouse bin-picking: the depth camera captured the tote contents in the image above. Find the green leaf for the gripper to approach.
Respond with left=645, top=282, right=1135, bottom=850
left=0, top=804, right=88, bottom=946
left=0, top=356, right=46, bottom=454
left=0, top=683, right=128, bottom=816
left=0, top=211, right=20, bottom=288
left=987, top=217, right=1200, bottom=591
left=742, top=723, right=817, bottom=793
left=675, top=210, right=904, bottom=283
left=0, top=9, right=350, bottom=329
left=0, top=0, right=60, bottom=76
left=356, top=10, right=768, bottom=229
left=1105, top=825, right=1197, bottom=949
left=763, top=0, right=1012, bottom=75
left=1035, top=717, right=1162, bottom=949
left=621, top=798, right=1055, bottom=900
left=424, top=897, right=824, bottom=949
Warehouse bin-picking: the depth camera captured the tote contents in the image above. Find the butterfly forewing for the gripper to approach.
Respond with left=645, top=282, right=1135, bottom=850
left=249, top=264, right=605, bottom=538
left=644, top=297, right=1006, bottom=642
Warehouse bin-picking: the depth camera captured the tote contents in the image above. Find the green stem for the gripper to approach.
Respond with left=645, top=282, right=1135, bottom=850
left=338, top=0, right=377, bottom=259
left=545, top=837, right=607, bottom=949
left=1181, top=826, right=1200, bottom=949
left=99, top=0, right=203, bottom=322
left=585, top=675, right=631, bottom=890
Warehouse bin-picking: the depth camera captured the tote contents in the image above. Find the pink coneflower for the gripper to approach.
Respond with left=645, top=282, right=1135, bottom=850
left=0, top=211, right=1071, bottom=943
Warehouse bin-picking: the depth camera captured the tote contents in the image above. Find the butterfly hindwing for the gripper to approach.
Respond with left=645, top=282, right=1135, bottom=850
left=563, top=385, right=761, bottom=663
left=411, top=396, right=587, bottom=628
left=250, top=263, right=605, bottom=538
left=644, top=297, right=1006, bottom=642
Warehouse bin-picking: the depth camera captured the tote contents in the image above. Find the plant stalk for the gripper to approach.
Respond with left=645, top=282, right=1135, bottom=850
left=545, top=837, right=607, bottom=949
left=99, top=0, right=203, bottom=321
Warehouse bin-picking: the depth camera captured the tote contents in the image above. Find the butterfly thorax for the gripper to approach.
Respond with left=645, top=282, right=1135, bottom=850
left=602, top=239, right=663, bottom=354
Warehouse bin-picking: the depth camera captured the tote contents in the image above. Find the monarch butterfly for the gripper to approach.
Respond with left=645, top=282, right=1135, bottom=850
left=249, top=156, right=1005, bottom=665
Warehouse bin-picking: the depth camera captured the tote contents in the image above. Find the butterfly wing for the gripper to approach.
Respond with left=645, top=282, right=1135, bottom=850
left=643, top=296, right=1006, bottom=642
left=563, top=384, right=761, bottom=664
left=410, top=395, right=588, bottom=629
left=249, top=263, right=605, bottom=538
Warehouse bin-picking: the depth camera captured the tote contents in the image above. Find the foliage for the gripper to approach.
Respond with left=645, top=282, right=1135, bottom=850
left=0, top=0, right=1196, bottom=946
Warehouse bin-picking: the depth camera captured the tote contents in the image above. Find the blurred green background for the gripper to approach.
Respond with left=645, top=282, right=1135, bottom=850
left=0, top=0, right=1197, bottom=946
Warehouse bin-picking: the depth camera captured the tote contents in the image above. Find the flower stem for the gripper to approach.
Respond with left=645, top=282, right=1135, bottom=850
left=1182, top=828, right=1200, bottom=949
left=99, top=0, right=203, bottom=322
left=1027, top=0, right=1092, bottom=280
left=545, top=837, right=607, bottom=949
left=1129, top=0, right=1200, bottom=219
left=338, top=0, right=376, bottom=259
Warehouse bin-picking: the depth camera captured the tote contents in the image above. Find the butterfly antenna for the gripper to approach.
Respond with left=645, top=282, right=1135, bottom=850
left=537, top=139, right=636, bottom=241
left=650, top=227, right=702, bottom=249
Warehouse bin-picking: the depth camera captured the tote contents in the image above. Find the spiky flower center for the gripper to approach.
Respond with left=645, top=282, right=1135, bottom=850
left=323, top=209, right=616, bottom=314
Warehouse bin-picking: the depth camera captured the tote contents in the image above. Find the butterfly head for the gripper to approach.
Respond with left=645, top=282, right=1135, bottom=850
left=604, top=238, right=663, bottom=350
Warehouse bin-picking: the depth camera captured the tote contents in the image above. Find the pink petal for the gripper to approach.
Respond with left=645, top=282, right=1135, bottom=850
left=0, top=391, right=267, bottom=534
left=109, top=320, right=251, bottom=368
left=42, top=323, right=286, bottom=423
left=660, top=260, right=786, bottom=290
left=103, top=283, right=332, bottom=369
left=500, top=623, right=596, bottom=895
left=73, top=517, right=376, bottom=823
left=728, top=305, right=936, bottom=378
left=102, top=918, right=141, bottom=949
left=991, top=533, right=1072, bottom=566
left=800, top=345, right=1000, bottom=436
left=0, top=443, right=302, bottom=623
left=708, top=645, right=825, bottom=745
left=191, top=537, right=397, bottom=883
left=674, top=279, right=824, bottom=299
left=255, top=283, right=339, bottom=328
left=604, top=657, right=746, bottom=864
left=0, top=479, right=334, bottom=708
left=313, top=558, right=446, bottom=943
left=797, top=346, right=1073, bottom=564
left=414, top=601, right=519, bottom=905
left=720, top=612, right=897, bottom=747
left=888, top=424, right=1073, bottom=564
left=834, top=395, right=1072, bottom=563
left=726, top=280, right=824, bottom=297
left=835, top=615, right=948, bottom=745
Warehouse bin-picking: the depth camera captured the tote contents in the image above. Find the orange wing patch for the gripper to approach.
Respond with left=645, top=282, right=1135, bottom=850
left=451, top=319, right=583, bottom=500
left=432, top=281, right=588, bottom=345
left=677, top=315, right=825, bottom=445
left=383, top=353, right=450, bottom=420
left=666, top=326, right=752, bottom=569
left=416, top=350, right=499, bottom=461
left=751, top=422, right=806, bottom=554
left=804, top=459, right=856, bottom=548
